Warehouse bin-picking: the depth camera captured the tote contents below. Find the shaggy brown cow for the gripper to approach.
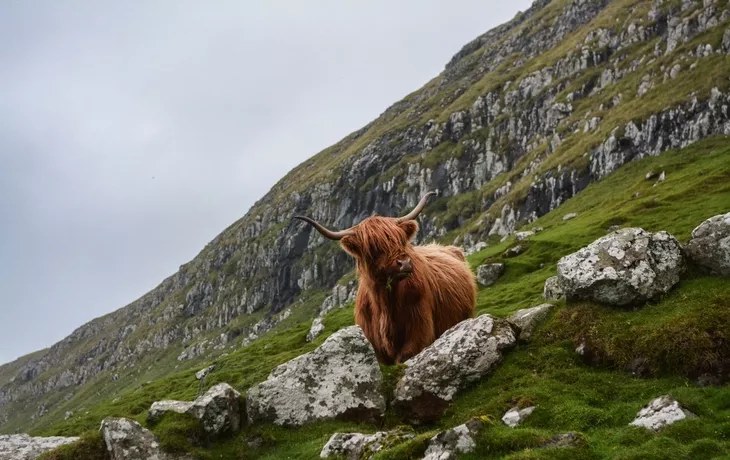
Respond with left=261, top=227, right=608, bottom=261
left=295, top=192, right=476, bottom=364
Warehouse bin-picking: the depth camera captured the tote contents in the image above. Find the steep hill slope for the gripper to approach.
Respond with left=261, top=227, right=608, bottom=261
left=2, top=0, right=730, bottom=441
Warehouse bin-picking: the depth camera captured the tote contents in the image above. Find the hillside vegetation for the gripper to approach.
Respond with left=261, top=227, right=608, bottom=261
left=2, top=0, right=730, bottom=457
left=40, top=137, right=730, bottom=459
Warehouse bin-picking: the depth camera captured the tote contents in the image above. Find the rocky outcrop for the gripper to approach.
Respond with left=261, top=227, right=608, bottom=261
left=475, top=263, right=505, bottom=286
left=630, top=396, right=696, bottom=430
left=0, top=434, right=79, bottom=460
left=320, top=429, right=414, bottom=460
left=508, top=304, right=554, bottom=340
left=394, top=315, right=517, bottom=422
left=101, top=417, right=191, bottom=460
left=556, top=228, right=685, bottom=306
left=502, top=406, right=536, bottom=428
left=246, top=326, right=385, bottom=426
left=685, top=211, right=730, bottom=275
left=422, top=417, right=485, bottom=460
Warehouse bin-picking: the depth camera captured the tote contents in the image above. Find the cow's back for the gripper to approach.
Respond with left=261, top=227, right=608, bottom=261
left=414, top=244, right=476, bottom=336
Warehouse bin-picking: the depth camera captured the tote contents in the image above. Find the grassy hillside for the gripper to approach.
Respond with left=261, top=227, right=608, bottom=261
left=40, top=136, right=730, bottom=459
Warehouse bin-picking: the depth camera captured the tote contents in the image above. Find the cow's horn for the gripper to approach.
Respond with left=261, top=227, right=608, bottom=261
left=396, top=191, right=438, bottom=222
left=294, top=216, right=356, bottom=240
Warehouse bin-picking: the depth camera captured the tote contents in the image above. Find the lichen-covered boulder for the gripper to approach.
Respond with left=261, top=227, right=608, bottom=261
left=508, top=304, right=554, bottom=340
left=557, top=228, right=685, bottom=306
left=246, top=326, right=385, bottom=426
left=629, top=396, right=696, bottom=431
left=475, top=263, right=505, bottom=286
left=394, top=315, right=517, bottom=422
left=188, top=383, right=242, bottom=435
left=320, top=429, right=414, bottom=459
left=685, top=212, right=730, bottom=275
left=502, top=406, right=535, bottom=428
left=543, top=276, right=565, bottom=301
left=0, top=434, right=79, bottom=460
left=147, top=400, right=193, bottom=424
left=422, top=418, right=485, bottom=460
left=101, top=417, right=191, bottom=460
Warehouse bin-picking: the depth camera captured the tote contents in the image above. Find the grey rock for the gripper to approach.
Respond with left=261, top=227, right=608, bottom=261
left=306, top=317, right=326, bottom=343
left=187, top=383, right=242, bottom=435
left=502, top=406, right=536, bottom=427
left=101, top=417, right=190, bottom=460
left=515, top=230, right=535, bottom=241
left=195, top=365, right=215, bottom=380
left=320, top=429, right=414, bottom=459
left=394, top=315, right=517, bottom=422
left=0, top=434, right=79, bottom=460
left=246, top=326, right=385, bottom=426
left=147, top=383, right=241, bottom=436
left=630, top=396, right=697, bottom=430
left=542, top=432, right=584, bottom=449
left=557, top=228, right=685, bottom=306
left=563, top=212, right=578, bottom=221
left=475, top=263, right=505, bottom=287
left=503, top=245, right=526, bottom=258
left=685, top=211, right=730, bottom=275
left=653, top=171, right=666, bottom=186
left=508, top=304, right=555, bottom=340
left=147, top=400, right=193, bottom=423
left=724, top=28, right=730, bottom=53
left=543, top=276, right=565, bottom=301
left=422, top=418, right=485, bottom=460
left=64, top=411, right=73, bottom=420
left=670, top=64, right=681, bottom=79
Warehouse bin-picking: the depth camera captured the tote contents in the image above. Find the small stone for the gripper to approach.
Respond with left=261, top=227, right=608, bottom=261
left=645, top=171, right=657, bottom=180
left=515, top=230, right=535, bottom=241
left=502, top=406, right=536, bottom=427
left=188, top=383, right=242, bottom=435
left=503, top=245, right=526, bottom=258
left=101, top=417, right=189, bottom=460
left=64, top=411, right=73, bottom=420
left=195, top=365, right=215, bottom=380
left=422, top=418, right=485, bottom=460
left=563, top=213, right=578, bottom=221
left=543, top=276, right=565, bottom=301
left=630, top=396, right=696, bottom=430
left=685, top=211, right=730, bottom=275
left=508, top=304, right=554, bottom=340
left=476, top=263, right=505, bottom=287
left=147, top=400, right=193, bottom=424
left=653, top=171, right=666, bottom=187
left=320, top=429, right=415, bottom=459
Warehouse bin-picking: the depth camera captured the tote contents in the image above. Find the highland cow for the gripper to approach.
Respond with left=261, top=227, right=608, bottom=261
left=295, top=192, right=476, bottom=364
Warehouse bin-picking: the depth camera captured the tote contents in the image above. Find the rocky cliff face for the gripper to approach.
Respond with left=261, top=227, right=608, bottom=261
left=2, top=0, right=729, bottom=433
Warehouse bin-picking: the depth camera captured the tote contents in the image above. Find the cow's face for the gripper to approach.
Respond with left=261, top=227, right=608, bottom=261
left=294, top=191, right=437, bottom=286
left=339, top=217, right=418, bottom=283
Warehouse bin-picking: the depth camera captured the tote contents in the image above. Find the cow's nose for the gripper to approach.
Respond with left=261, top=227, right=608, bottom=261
left=397, top=258, right=412, bottom=272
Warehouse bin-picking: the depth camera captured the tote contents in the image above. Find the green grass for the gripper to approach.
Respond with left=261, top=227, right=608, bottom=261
left=41, top=137, right=730, bottom=459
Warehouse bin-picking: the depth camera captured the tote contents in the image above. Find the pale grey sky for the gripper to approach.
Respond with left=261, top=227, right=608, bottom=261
left=0, top=0, right=532, bottom=365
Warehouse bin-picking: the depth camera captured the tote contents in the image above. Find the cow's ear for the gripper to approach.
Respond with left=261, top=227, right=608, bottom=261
left=399, top=220, right=419, bottom=241
left=340, top=235, right=361, bottom=257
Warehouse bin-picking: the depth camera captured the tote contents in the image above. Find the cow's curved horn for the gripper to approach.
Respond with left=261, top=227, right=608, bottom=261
left=396, top=191, right=439, bottom=222
left=294, top=216, right=356, bottom=240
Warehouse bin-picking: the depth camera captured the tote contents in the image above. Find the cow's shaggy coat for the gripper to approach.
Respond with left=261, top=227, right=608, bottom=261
left=296, top=193, right=476, bottom=364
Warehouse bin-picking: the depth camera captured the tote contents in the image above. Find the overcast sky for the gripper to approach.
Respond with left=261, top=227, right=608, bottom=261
left=0, top=0, right=532, bottom=365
